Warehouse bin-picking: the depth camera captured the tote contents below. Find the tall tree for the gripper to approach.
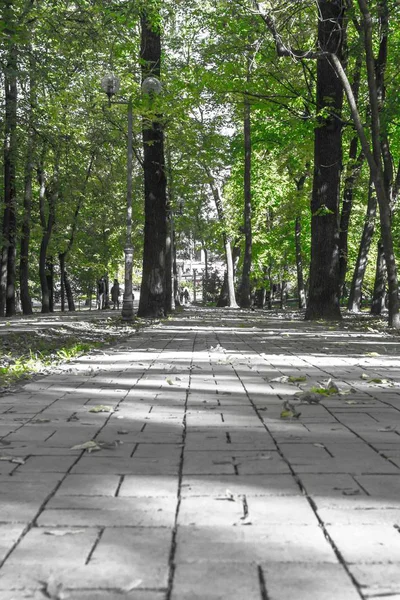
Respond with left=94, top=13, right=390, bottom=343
left=137, top=11, right=169, bottom=318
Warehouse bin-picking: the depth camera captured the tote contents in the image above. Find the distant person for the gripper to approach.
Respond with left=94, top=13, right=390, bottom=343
left=97, top=277, right=106, bottom=310
left=111, top=279, right=120, bottom=310
left=183, top=288, right=190, bottom=304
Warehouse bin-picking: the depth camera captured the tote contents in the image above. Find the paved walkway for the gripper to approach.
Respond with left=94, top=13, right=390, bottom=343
left=1, top=307, right=400, bottom=600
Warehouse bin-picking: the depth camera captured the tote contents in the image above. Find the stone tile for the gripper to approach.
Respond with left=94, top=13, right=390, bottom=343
left=299, top=473, right=365, bottom=497
left=118, top=475, right=178, bottom=497
left=71, top=456, right=179, bottom=475
left=260, top=563, right=360, bottom=599
left=0, top=524, right=26, bottom=563
left=0, top=527, right=99, bottom=589
left=246, top=496, right=318, bottom=525
left=326, top=524, right=400, bottom=562
left=37, top=496, right=177, bottom=527
left=181, top=474, right=301, bottom=497
left=56, top=474, right=120, bottom=496
left=171, top=562, right=261, bottom=600
left=175, top=524, right=337, bottom=563
left=349, top=564, right=400, bottom=596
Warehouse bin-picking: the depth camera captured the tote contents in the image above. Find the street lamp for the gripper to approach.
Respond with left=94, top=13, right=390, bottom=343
left=101, top=73, right=134, bottom=321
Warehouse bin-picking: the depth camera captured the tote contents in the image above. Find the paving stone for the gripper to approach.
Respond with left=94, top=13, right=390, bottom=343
left=326, top=524, right=400, bottom=562
left=0, top=527, right=99, bottom=589
left=175, top=524, right=337, bottom=563
left=16, top=455, right=78, bottom=473
left=181, top=474, right=301, bottom=497
left=349, top=564, right=400, bottom=597
left=354, top=474, right=400, bottom=501
left=298, top=473, right=366, bottom=497
left=245, top=496, right=318, bottom=525
left=71, top=456, right=179, bottom=475
left=118, top=474, right=178, bottom=497
left=56, top=474, right=120, bottom=496
left=3, top=308, right=400, bottom=598
left=65, top=593, right=166, bottom=600
left=37, top=496, right=177, bottom=527
left=260, top=563, right=360, bottom=599
left=171, top=562, right=261, bottom=600
left=0, top=524, right=26, bottom=563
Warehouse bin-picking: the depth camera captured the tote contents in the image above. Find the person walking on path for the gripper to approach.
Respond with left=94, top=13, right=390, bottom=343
left=110, top=278, right=120, bottom=310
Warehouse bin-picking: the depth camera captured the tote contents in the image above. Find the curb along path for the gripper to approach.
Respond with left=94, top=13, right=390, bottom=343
left=1, top=307, right=400, bottom=599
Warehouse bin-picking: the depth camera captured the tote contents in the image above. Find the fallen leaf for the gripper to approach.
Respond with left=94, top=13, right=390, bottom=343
left=234, top=515, right=253, bottom=526
left=378, top=426, right=397, bottom=432
left=313, top=443, right=325, bottom=448
left=88, top=405, right=114, bottom=413
left=166, top=378, right=174, bottom=385
left=117, top=579, right=143, bottom=593
left=216, top=489, right=236, bottom=502
left=31, top=418, right=51, bottom=424
left=0, top=456, right=25, bottom=465
left=360, top=373, right=369, bottom=380
left=71, top=440, right=102, bottom=452
left=288, top=375, right=307, bottom=383
left=345, top=400, right=359, bottom=405
left=44, top=529, right=85, bottom=536
left=117, top=429, right=129, bottom=435
left=280, top=409, right=300, bottom=419
left=365, top=352, right=380, bottom=357
left=342, top=489, right=361, bottom=496
left=270, top=375, right=289, bottom=383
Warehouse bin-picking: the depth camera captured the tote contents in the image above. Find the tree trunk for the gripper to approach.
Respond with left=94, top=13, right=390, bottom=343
left=165, top=143, right=174, bottom=313
left=206, top=170, right=238, bottom=308
left=305, top=0, right=344, bottom=322
left=295, top=216, right=306, bottom=309
left=137, top=12, right=168, bottom=318
left=1, top=41, right=18, bottom=317
left=64, top=271, right=75, bottom=311
left=348, top=178, right=377, bottom=312
left=338, top=46, right=363, bottom=299
left=203, top=247, right=209, bottom=304
left=20, top=99, right=35, bottom=315
left=239, top=97, right=252, bottom=308
left=59, top=252, right=66, bottom=312
left=46, top=258, right=54, bottom=313
left=280, top=265, right=288, bottom=310
left=338, top=141, right=364, bottom=298
left=172, top=229, right=180, bottom=307
left=371, top=240, right=386, bottom=315
left=38, top=158, right=57, bottom=314
left=217, top=244, right=240, bottom=307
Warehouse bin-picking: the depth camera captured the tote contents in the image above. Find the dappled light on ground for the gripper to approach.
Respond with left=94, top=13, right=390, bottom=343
left=0, top=307, right=400, bottom=598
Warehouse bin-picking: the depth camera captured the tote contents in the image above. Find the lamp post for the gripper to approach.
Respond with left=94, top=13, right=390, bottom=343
left=101, top=73, right=134, bottom=320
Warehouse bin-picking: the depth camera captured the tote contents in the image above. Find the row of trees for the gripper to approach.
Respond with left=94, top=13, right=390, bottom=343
left=1, top=1, right=400, bottom=325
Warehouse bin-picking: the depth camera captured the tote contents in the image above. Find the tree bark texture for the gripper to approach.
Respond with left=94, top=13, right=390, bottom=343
left=206, top=171, right=238, bottom=308
left=295, top=216, right=306, bottom=309
left=347, top=178, right=377, bottom=312
left=137, top=13, right=168, bottom=318
left=1, top=42, right=18, bottom=317
left=239, top=97, right=252, bottom=308
left=338, top=141, right=364, bottom=298
left=39, top=160, right=57, bottom=314
left=20, top=77, right=35, bottom=315
left=305, top=0, right=345, bottom=322
left=371, top=240, right=386, bottom=315
left=217, top=245, right=240, bottom=307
